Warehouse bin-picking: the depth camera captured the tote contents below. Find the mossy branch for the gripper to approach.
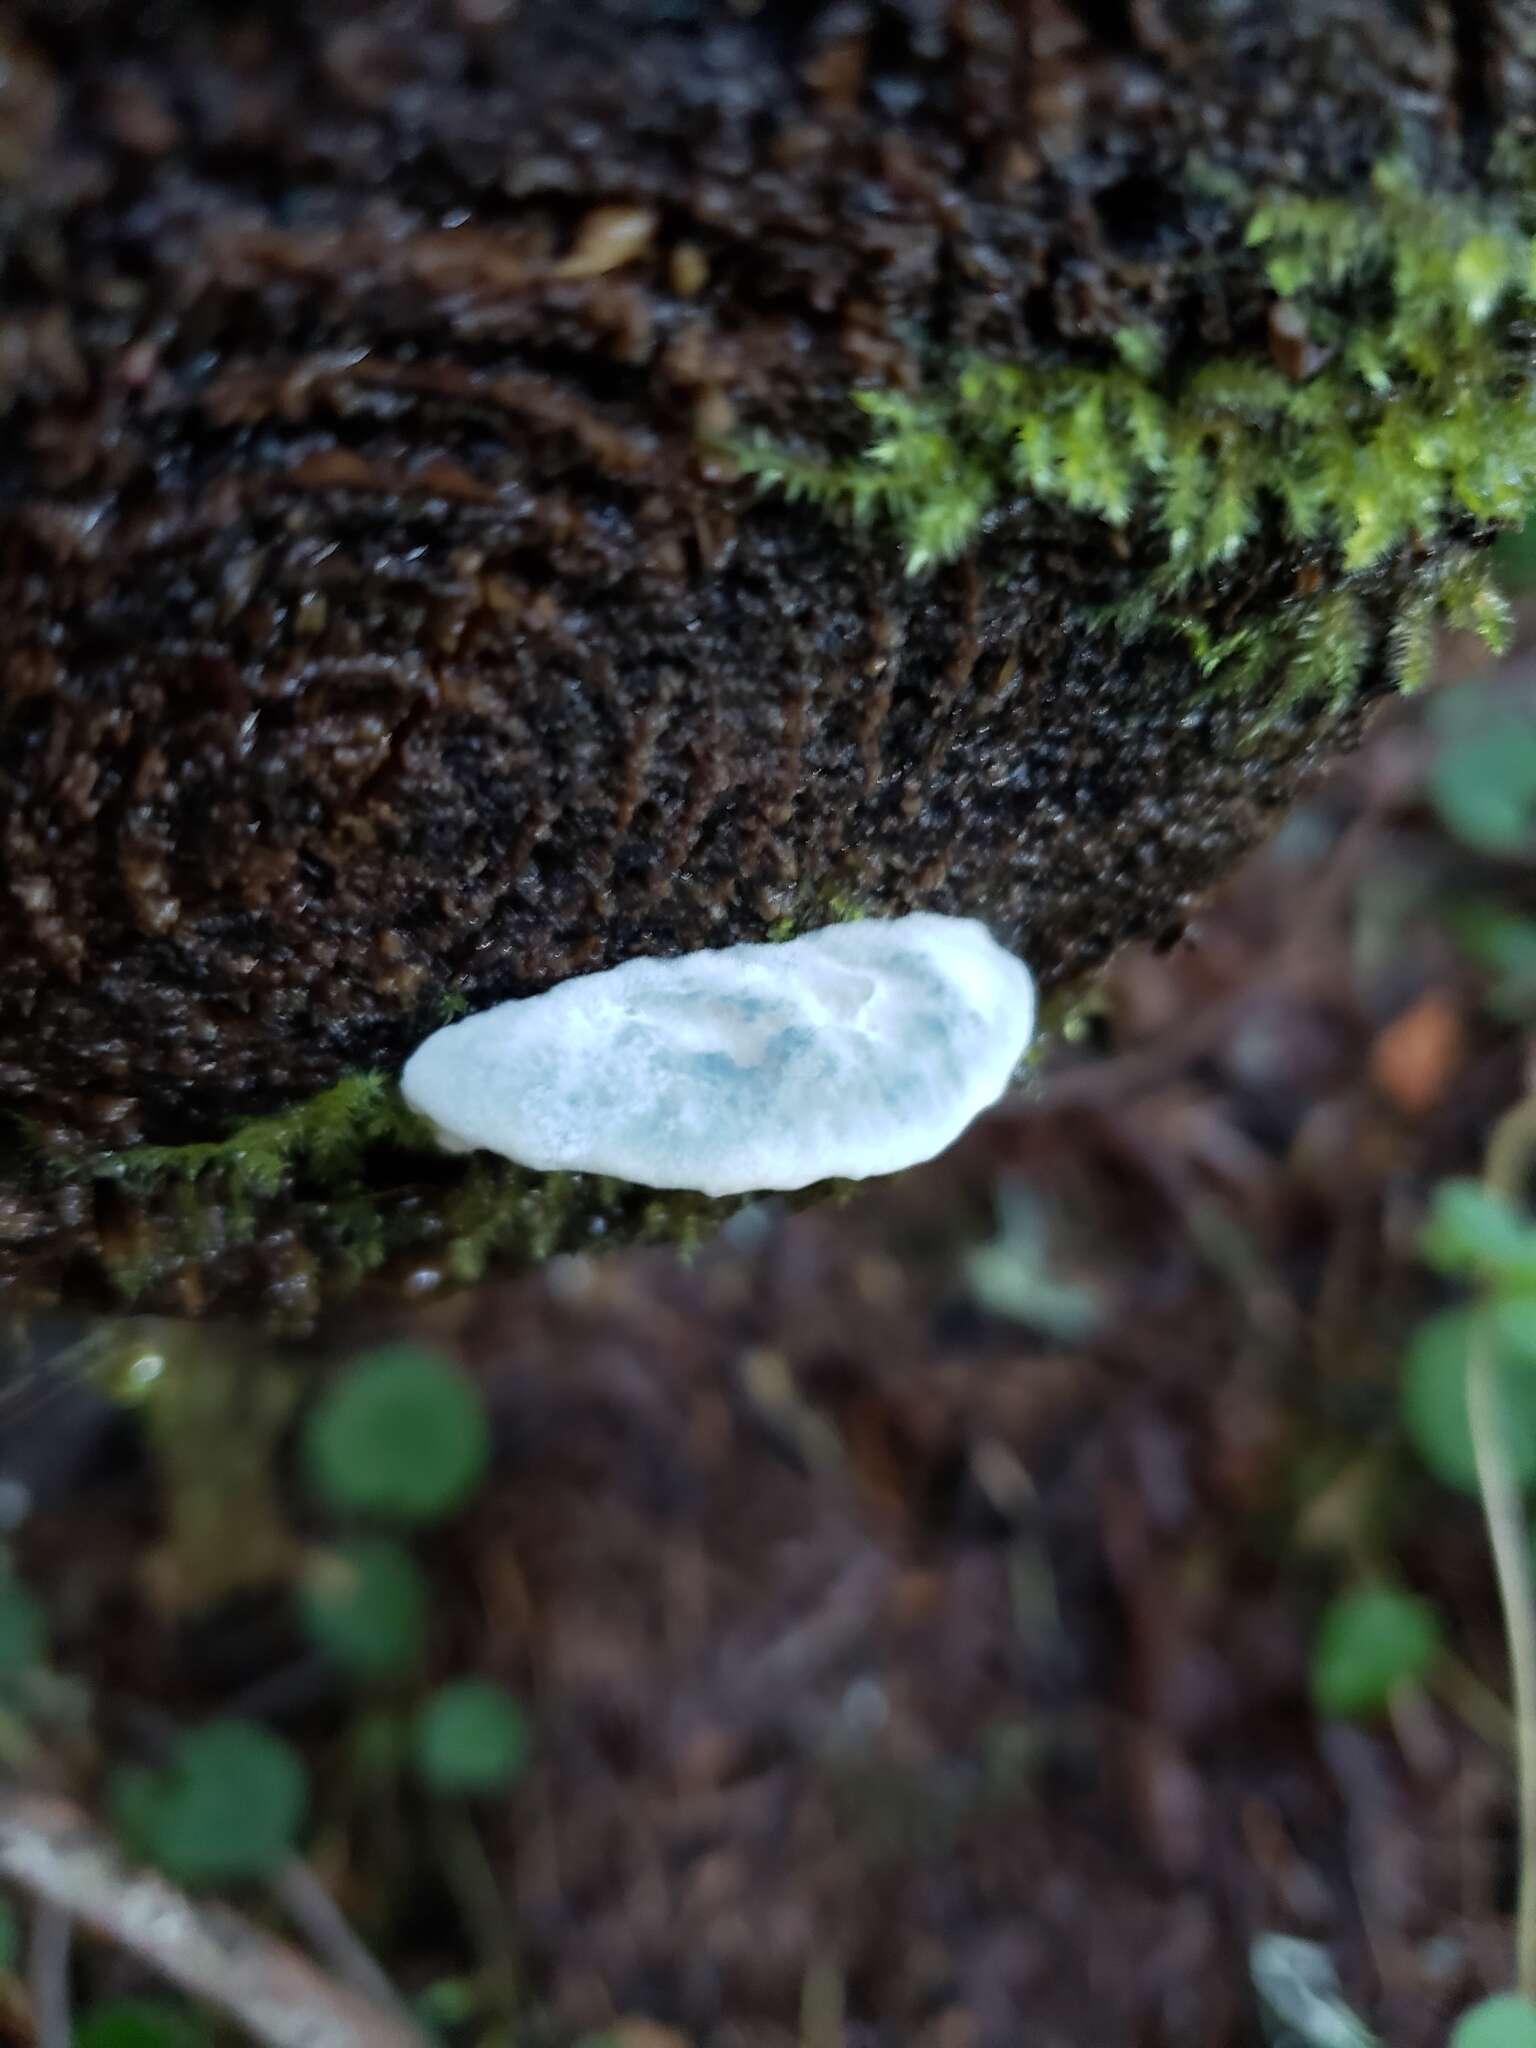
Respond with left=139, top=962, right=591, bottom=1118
left=43, top=1070, right=777, bottom=1318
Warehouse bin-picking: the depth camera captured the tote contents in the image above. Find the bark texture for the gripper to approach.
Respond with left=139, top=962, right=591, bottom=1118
left=0, top=0, right=1531, bottom=1142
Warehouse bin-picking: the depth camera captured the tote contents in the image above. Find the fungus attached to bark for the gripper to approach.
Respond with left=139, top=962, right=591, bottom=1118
left=1, top=0, right=1533, bottom=1319
left=401, top=916, right=1036, bottom=1197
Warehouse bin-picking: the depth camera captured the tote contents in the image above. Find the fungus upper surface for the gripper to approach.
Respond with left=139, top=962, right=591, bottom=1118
left=402, top=914, right=1036, bottom=1195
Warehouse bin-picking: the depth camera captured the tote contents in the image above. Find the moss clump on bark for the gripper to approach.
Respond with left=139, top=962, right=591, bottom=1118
left=737, top=158, right=1529, bottom=726
left=86, top=1073, right=430, bottom=1203
left=11, top=1075, right=760, bottom=1330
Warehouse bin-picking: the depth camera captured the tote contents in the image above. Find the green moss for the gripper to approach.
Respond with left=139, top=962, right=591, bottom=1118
left=1105, top=547, right=1509, bottom=735
left=734, top=158, right=1533, bottom=723
left=765, top=888, right=870, bottom=943
left=1033, top=980, right=1109, bottom=1054
left=47, top=1071, right=812, bottom=1319
left=89, top=1071, right=432, bottom=1199
left=435, top=1160, right=584, bottom=1283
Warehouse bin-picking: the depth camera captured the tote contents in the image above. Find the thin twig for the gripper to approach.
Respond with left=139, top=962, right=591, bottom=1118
left=1467, top=1320, right=1536, bottom=1998
left=273, top=1857, right=410, bottom=2018
left=1466, top=1093, right=1536, bottom=2001
left=431, top=1806, right=520, bottom=2022
left=27, top=1902, right=71, bottom=2048
left=1432, top=1653, right=1518, bottom=1754
left=0, top=1785, right=430, bottom=2048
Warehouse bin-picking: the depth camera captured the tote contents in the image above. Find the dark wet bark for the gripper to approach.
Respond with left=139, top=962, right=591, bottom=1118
left=1, top=1, right=1530, bottom=1145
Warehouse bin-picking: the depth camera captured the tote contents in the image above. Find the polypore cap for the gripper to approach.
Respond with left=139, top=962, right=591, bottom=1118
left=400, top=912, right=1035, bottom=1197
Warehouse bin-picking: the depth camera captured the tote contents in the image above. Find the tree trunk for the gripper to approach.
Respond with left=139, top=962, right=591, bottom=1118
left=0, top=0, right=1532, bottom=1315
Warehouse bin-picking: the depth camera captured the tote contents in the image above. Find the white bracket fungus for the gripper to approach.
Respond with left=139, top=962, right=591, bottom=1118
left=401, top=912, right=1035, bottom=1197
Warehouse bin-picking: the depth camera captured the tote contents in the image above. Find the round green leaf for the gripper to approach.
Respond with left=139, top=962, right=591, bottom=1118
left=1429, top=722, right=1536, bottom=856
left=1401, top=1308, right=1536, bottom=1494
left=1447, top=901, right=1536, bottom=1017
left=74, top=2000, right=214, bottom=2048
left=416, top=1978, right=483, bottom=2031
left=0, top=1577, right=46, bottom=1679
left=1312, top=1586, right=1442, bottom=1719
left=414, top=1680, right=531, bottom=1796
left=111, top=1721, right=307, bottom=1886
left=1421, top=1179, right=1536, bottom=1290
left=1453, top=1995, right=1536, bottom=2048
left=302, top=1345, right=490, bottom=1525
left=1497, top=1297, right=1536, bottom=1366
left=300, top=1538, right=428, bottom=1679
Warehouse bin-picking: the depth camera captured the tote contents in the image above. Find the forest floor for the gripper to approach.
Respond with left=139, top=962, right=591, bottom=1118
left=9, top=627, right=1536, bottom=2048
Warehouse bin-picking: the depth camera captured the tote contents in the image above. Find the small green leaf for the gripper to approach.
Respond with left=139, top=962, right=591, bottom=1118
left=1421, top=1180, right=1536, bottom=1290
left=1402, top=1307, right=1536, bottom=1493
left=1428, top=723, right=1536, bottom=856
left=0, top=1894, right=17, bottom=1973
left=416, top=1978, right=484, bottom=2032
left=302, top=1345, right=491, bottom=1526
left=111, top=1721, right=307, bottom=1885
left=1453, top=1995, right=1536, bottom=2048
left=1448, top=901, right=1536, bottom=1017
left=0, top=1576, right=45, bottom=1680
left=1497, top=1297, right=1536, bottom=1367
left=300, top=1538, right=429, bottom=1679
left=414, top=1681, right=531, bottom=1796
left=73, top=2000, right=215, bottom=2048
left=1311, top=1587, right=1441, bottom=1719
